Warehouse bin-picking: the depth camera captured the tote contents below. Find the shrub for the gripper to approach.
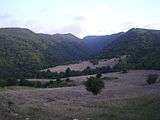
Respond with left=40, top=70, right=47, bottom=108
left=84, top=77, right=105, bottom=95
left=34, top=81, right=42, bottom=88
left=56, top=78, right=62, bottom=83
left=0, top=79, right=7, bottom=87
left=19, top=79, right=32, bottom=86
left=121, top=69, right=128, bottom=73
left=90, top=59, right=98, bottom=65
left=6, top=78, right=19, bottom=86
left=96, top=73, right=102, bottom=78
left=146, top=74, right=159, bottom=84
left=49, top=80, right=54, bottom=84
left=65, top=78, right=71, bottom=82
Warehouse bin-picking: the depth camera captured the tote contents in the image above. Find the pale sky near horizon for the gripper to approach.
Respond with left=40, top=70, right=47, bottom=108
left=0, top=0, right=160, bottom=38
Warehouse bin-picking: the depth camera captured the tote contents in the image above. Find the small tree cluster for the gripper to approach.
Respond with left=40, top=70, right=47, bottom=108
left=84, top=75, right=104, bottom=95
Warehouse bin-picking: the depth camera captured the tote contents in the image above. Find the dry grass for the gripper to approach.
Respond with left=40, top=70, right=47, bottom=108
left=42, top=58, right=119, bottom=73
left=0, top=70, right=160, bottom=120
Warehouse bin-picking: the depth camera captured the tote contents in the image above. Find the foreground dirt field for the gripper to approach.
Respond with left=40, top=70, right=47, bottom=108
left=0, top=70, right=160, bottom=120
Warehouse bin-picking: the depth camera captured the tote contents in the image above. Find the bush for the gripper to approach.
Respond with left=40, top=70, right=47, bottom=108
left=121, top=69, right=128, bottom=73
left=34, top=81, right=42, bottom=88
left=146, top=74, right=159, bottom=84
left=96, top=73, right=102, bottom=78
left=90, top=59, right=99, bottom=65
left=84, top=77, right=105, bottom=95
left=6, top=78, right=19, bottom=86
left=65, top=78, right=71, bottom=82
left=0, top=79, right=7, bottom=87
left=56, top=78, right=62, bottom=83
left=19, top=79, right=32, bottom=86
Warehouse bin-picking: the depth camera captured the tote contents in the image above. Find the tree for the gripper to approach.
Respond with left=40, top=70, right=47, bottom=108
left=146, top=74, right=159, bottom=84
left=19, top=79, right=32, bottom=86
left=84, top=77, right=105, bottom=95
left=90, top=59, right=98, bottom=65
left=83, top=66, right=92, bottom=75
left=6, top=78, right=19, bottom=86
left=96, top=73, right=102, bottom=78
left=121, top=69, right=128, bottom=73
left=65, top=67, right=72, bottom=77
left=34, top=81, right=42, bottom=88
left=65, top=78, right=71, bottom=82
left=0, top=79, right=7, bottom=87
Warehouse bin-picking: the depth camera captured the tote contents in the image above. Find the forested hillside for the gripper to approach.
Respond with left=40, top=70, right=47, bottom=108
left=83, top=32, right=123, bottom=55
left=0, top=28, right=90, bottom=78
left=1, top=27, right=160, bottom=79
left=100, top=28, right=160, bottom=69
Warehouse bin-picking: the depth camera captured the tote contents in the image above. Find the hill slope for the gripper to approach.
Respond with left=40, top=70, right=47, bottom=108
left=100, top=28, right=160, bottom=69
left=83, top=32, right=123, bottom=55
left=1, top=27, right=160, bottom=78
left=0, top=28, right=90, bottom=78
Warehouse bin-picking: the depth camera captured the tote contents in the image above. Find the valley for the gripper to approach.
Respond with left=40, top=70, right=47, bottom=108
left=0, top=70, right=160, bottom=120
left=0, top=27, right=160, bottom=120
left=1, top=0, right=160, bottom=119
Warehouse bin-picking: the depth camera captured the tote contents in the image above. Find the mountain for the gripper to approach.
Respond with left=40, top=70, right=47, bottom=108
left=0, top=28, right=90, bottom=78
left=83, top=32, right=123, bottom=55
left=1, top=27, right=160, bottom=78
left=100, top=28, right=160, bottom=69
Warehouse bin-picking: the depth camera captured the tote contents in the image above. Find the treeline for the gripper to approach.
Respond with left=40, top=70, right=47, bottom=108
left=36, top=66, right=116, bottom=79
left=0, top=78, right=74, bottom=88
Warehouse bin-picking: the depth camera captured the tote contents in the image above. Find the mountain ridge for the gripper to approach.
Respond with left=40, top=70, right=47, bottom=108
left=0, top=27, right=160, bottom=78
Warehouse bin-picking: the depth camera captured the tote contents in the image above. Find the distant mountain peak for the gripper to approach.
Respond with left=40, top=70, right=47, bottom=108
left=127, top=28, right=160, bottom=34
left=0, top=27, right=34, bottom=33
left=52, top=33, right=81, bottom=41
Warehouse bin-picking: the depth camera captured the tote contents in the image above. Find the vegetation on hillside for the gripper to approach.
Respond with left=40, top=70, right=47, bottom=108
left=0, top=28, right=91, bottom=79
left=100, top=28, right=160, bottom=70
left=1, top=27, right=160, bottom=80
left=36, top=66, right=113, bottom=79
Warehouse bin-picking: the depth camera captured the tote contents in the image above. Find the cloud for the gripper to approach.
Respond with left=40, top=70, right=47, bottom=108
left=75, top=16, right=86, bottom=21
left=0, top=14, right=10, bottom=20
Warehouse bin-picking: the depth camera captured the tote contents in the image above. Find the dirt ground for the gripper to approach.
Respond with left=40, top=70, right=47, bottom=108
left=0, top=70, right=160, bottom=120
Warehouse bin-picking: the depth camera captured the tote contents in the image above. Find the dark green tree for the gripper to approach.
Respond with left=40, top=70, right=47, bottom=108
left=0, top=79, right=7, bottom=87
left=96, top=73, right=102, bottom=78
left=146, top=74, right=159, bottom=84
left=65, top=67, right=72, bottom=77
left=84, top=77, right=105, bottom=95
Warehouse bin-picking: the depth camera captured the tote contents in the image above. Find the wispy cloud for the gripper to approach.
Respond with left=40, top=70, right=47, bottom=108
left=75, top=16, right=86, bottom=21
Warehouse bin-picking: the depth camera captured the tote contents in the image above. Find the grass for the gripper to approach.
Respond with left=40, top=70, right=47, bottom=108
left=0, top=90, right=160, bottom=120
left=86, top=95, right=160, bottom=120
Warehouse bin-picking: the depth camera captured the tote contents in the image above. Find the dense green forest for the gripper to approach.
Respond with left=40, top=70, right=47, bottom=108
left=0, top=27, right=160, bottom=79
left=99, top=28, right=160, bottom=70
left=0, top=28, right=90, bottom=79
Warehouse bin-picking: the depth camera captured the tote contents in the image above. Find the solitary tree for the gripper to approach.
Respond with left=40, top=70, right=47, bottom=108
left=84, top=77, right=104, bottom=95
left=65, top=67, right=72, bottom=77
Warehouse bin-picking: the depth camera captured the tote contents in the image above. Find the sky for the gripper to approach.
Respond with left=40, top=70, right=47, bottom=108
left=0, top=0, right=160, bottom=38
